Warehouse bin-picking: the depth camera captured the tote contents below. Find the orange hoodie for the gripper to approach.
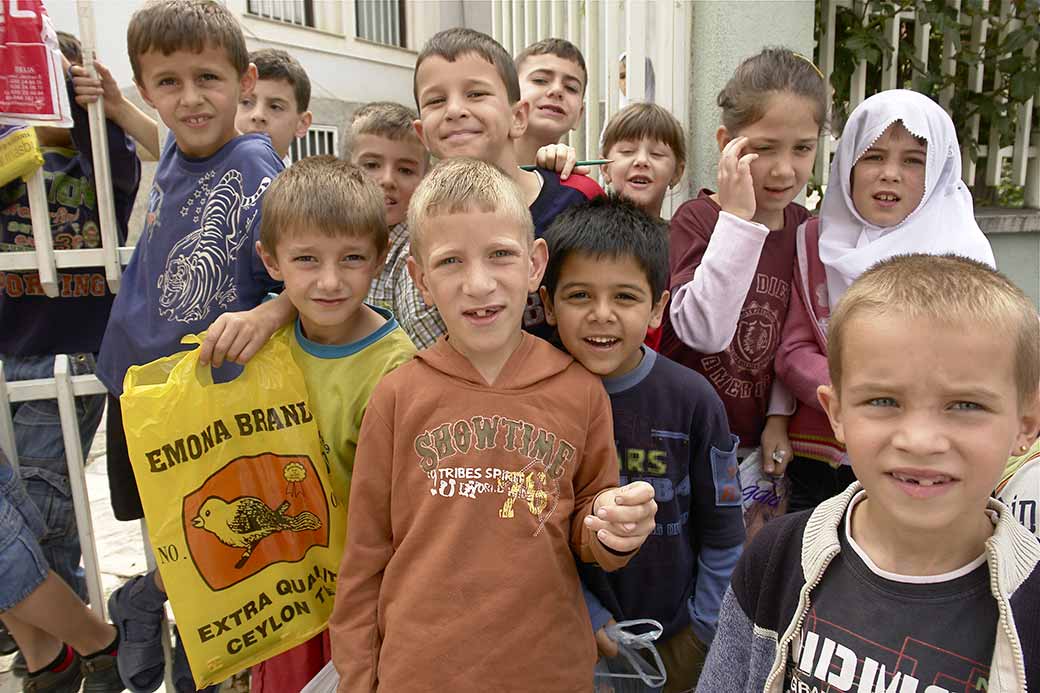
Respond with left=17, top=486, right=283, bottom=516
left=331, top=333, right=628, bottom=693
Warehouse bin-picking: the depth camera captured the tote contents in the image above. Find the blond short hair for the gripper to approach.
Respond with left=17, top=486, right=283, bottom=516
left=829, top=254, right=1040, bottom=405
left=406, top=158, right=533, bottom=261
left=260, top=156, right=387, bottom=255
left=347, top=101, right=429, bottom=170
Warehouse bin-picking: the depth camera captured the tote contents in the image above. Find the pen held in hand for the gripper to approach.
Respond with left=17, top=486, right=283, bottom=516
left=520, top=159, right=612, bottom=171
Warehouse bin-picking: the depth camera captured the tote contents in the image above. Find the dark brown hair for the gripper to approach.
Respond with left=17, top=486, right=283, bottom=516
left=56, top=31, right=82, bottom=66
left=251, top=48, right=311, bottom=112
left=601, top=103, right=686, bottom=166
left=127, top=0, right=249, bottom=82
left=347, top=101, right=429, bottom=169
left=414, top=28, right=520, bottom=110
left=514, top=38, right=588, bottom=94
left=717, top=47, right=827, bottom=134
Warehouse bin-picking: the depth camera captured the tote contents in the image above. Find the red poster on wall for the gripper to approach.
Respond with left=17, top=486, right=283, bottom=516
left=0, top=0, right=72, bottom=127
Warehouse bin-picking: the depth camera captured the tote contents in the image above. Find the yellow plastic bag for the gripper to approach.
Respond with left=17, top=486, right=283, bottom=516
left=121, top=331, right=346, bottom=688
left=0, top=125, right=43, bottom=187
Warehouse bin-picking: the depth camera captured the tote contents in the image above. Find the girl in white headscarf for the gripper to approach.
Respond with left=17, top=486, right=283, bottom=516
left=774, top=89, right=994, bottom=512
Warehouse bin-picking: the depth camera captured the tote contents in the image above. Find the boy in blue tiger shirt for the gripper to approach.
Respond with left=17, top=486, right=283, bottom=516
left=540, top=196, right=744, bottom=692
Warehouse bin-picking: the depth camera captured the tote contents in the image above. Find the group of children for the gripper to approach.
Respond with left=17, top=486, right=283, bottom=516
left=1, top=1, right=1038, bottom=692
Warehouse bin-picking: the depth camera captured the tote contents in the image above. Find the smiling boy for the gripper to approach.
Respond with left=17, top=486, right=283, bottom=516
left=698, top=255, right=1040, bottom=693
left=513, top=38, right=587, bottom=166
left=541, top=196, right=743, bottom=692
left=330, top=158, right=657, bottom=693
left=251, top=155, right=415, bottom=693
left=411, top=28, right=602, bottom=338
left=97, top=2, right=294, bottom=690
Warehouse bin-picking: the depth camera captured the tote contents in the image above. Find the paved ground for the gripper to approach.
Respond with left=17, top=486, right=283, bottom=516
left=0, top=413, right=240, bottom=692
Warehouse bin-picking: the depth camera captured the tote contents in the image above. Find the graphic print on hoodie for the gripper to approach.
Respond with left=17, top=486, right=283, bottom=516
left=330, top=333, right=629, bottom=693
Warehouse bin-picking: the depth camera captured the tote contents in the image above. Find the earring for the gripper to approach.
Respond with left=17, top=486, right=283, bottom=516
left=1019, top=445, right=1030, bottom=453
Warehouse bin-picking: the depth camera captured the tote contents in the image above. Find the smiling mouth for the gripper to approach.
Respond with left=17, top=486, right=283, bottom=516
left=627, top=176, right=652, bottom=187
left=445, top=130, right=481, bottom=141
left=874, top=192, right=901, bottom=202
left=183, top=115, right=211, bottom=127
left=764, top=185, right=791, bottom=195
left=584, top=336, right=621, bottom=348
left=539, top=104, right=566, bottom=116
left=463, top=306, right=502, bottom=323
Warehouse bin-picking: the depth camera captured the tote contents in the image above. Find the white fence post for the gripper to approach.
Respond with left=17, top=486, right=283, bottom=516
left=0, top=363, right=17, bottom=469
left=27, top=169, right=59, bottom=297
left=53, top=356, right=107, bottom=616
left=962, top=0, right=989, bottom=186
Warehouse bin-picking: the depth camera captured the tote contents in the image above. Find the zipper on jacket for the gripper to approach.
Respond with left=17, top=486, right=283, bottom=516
left=762, top=544, right=842, bottom=693
left=986, top=542, right=1027, bottom=690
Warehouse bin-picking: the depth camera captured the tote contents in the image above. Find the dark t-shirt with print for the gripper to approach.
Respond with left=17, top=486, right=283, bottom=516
left=660, top=189, right=809, bottom=448
left=785, top=500, right=998, bottom=693
left=579, top=348, right=744, bottom=640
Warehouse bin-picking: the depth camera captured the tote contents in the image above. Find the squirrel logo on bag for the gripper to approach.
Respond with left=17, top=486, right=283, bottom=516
left=183, top=453, right=330, bottom=590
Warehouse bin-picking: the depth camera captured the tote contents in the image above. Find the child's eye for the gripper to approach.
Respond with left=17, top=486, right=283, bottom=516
left=491, top=249, right=516, bottom=259
left=361, top=161, right=380, bottom=170
left=423, top=96, right=445, bottom=108
left=862, top=153, right=883, bottom=162
left=754, top=145, right=772, bottom=152
left=531, top=78, right=548, bottom=85
left=200, top=73, right=219, bottom=82
left=240, top=98, right=255, bottom=108
left=467, top=91, right=489, bottom=99
left=437, top=256, right=459, bottom=267
left=906, top=157, right=925, bottom=166
left=565, top=291, right=589, bottom=301
left=566, top=85, right=580, bottom=94
left=271, top=103, right=284, bottom=112
left=795, top=144, right=816, bottom=154
left=950, top=401, right=983, bottom=411
left=158, top=77, right=177, bottom=87
left=616, top=293, right=638, bottom=302
left=344, top=254, right=367, bottom=263
left=867, top=397, right=898, bottom=407
left=398, top=167, right=416, bottom=176
left=293, top=255, right=316, bottom=263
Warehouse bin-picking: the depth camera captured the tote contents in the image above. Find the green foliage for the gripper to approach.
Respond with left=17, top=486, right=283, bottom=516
left=818, top=0, right=1039, bottom=205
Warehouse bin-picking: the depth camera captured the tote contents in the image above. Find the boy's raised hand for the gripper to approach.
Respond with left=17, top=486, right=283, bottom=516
left=717, top=136, right=758, bottom=221
left=586, top=480, right=657, bottom=553
left=535, top=143, right=591, bottom=180
left=70, top=61, right=124, bottom=120
left=198, top=293, right=296, bottom=367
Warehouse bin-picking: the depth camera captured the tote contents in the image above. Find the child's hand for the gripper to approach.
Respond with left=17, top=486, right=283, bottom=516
left=595, top=619, right=619, bottom=658
left=535, top=143, right=590, bottom=180
left=717, top=136, right=758, bottom=221
left=71, top=61, right=125, bottom=120
left=587, top=481, right=657, bottom=553
left=199, top=310, right=271, bottom=367
left=761, top=414, right=792, bottom=476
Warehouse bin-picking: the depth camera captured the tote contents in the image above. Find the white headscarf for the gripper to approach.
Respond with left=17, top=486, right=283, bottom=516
left=818, top=89, right=994, bottom=309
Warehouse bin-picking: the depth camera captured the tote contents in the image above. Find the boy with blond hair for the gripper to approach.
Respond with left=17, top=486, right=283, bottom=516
left=348, top=101, right=445, bottom=348
left=699, top=255, right=1040, bottom=692
left=96, top=1, right=295, bottom=690
left=330, top=158, right=657, bottom=693
left=250, top=155, right=415, bottom=693
left=513, top=37, right=587, bottom=166
left=236, top=47, right=312, bottom=161
left=412, top=28, right=601, bottom=338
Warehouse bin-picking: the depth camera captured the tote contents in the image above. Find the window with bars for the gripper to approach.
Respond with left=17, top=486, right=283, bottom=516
left=246, top=0, right=315, bottom=28
left=355, top=0, right=406, bottom=48
left=289, top=126, right=339, bottom=163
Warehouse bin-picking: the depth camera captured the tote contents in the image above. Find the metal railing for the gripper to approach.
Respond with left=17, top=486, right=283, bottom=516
left=489, top=0, right=691, bottom=218
left=356, top=0, right=406, bottom=48
left=815, top=0, right=1040, bottom=207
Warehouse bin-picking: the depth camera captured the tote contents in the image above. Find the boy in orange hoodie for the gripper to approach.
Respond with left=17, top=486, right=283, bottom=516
left=330, top=158, right=657, bottom=693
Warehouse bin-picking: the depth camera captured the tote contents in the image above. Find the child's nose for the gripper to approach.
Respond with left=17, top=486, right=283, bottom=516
left=445, top=94, right=467, bottom=120
left=462, top=263, right=495, bottom=296
left=770, top=152, right=795, bottom=179
left=180, top=83, right=204, bottom=106
left=589, top=297, right=615, bottom=322
left=892, top=413, right=950, bottom=456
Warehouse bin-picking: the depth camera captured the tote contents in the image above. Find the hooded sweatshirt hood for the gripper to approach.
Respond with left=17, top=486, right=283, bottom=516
left=415, top=332, right=575, bottom=390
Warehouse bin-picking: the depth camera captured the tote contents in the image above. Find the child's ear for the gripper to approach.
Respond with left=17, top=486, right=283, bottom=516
left=294, top=111, right=313, bottom=140
left=413, top=118, right=427, bottom=149
left=509, top=99, right=530, bottom=141
left=539, top=286, right=557, bottom=326
left=256, top=241, right=282, bottom=282
left=648, top=289, right=669, bottom=330
left=1013, top=393, right=1040, bottom=456
left=240, top=63, right=258, bottom=100
left=601, top=161, right=613, bottom=187
left=406, top=254, right=435, bottom=308
left=818, top=384, right=845, bottom=444
left=716, top=125, right=732, bottom=153
left=527, top=237, right=548, bottom=291
left=670, top=161, right=686, bottom=188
